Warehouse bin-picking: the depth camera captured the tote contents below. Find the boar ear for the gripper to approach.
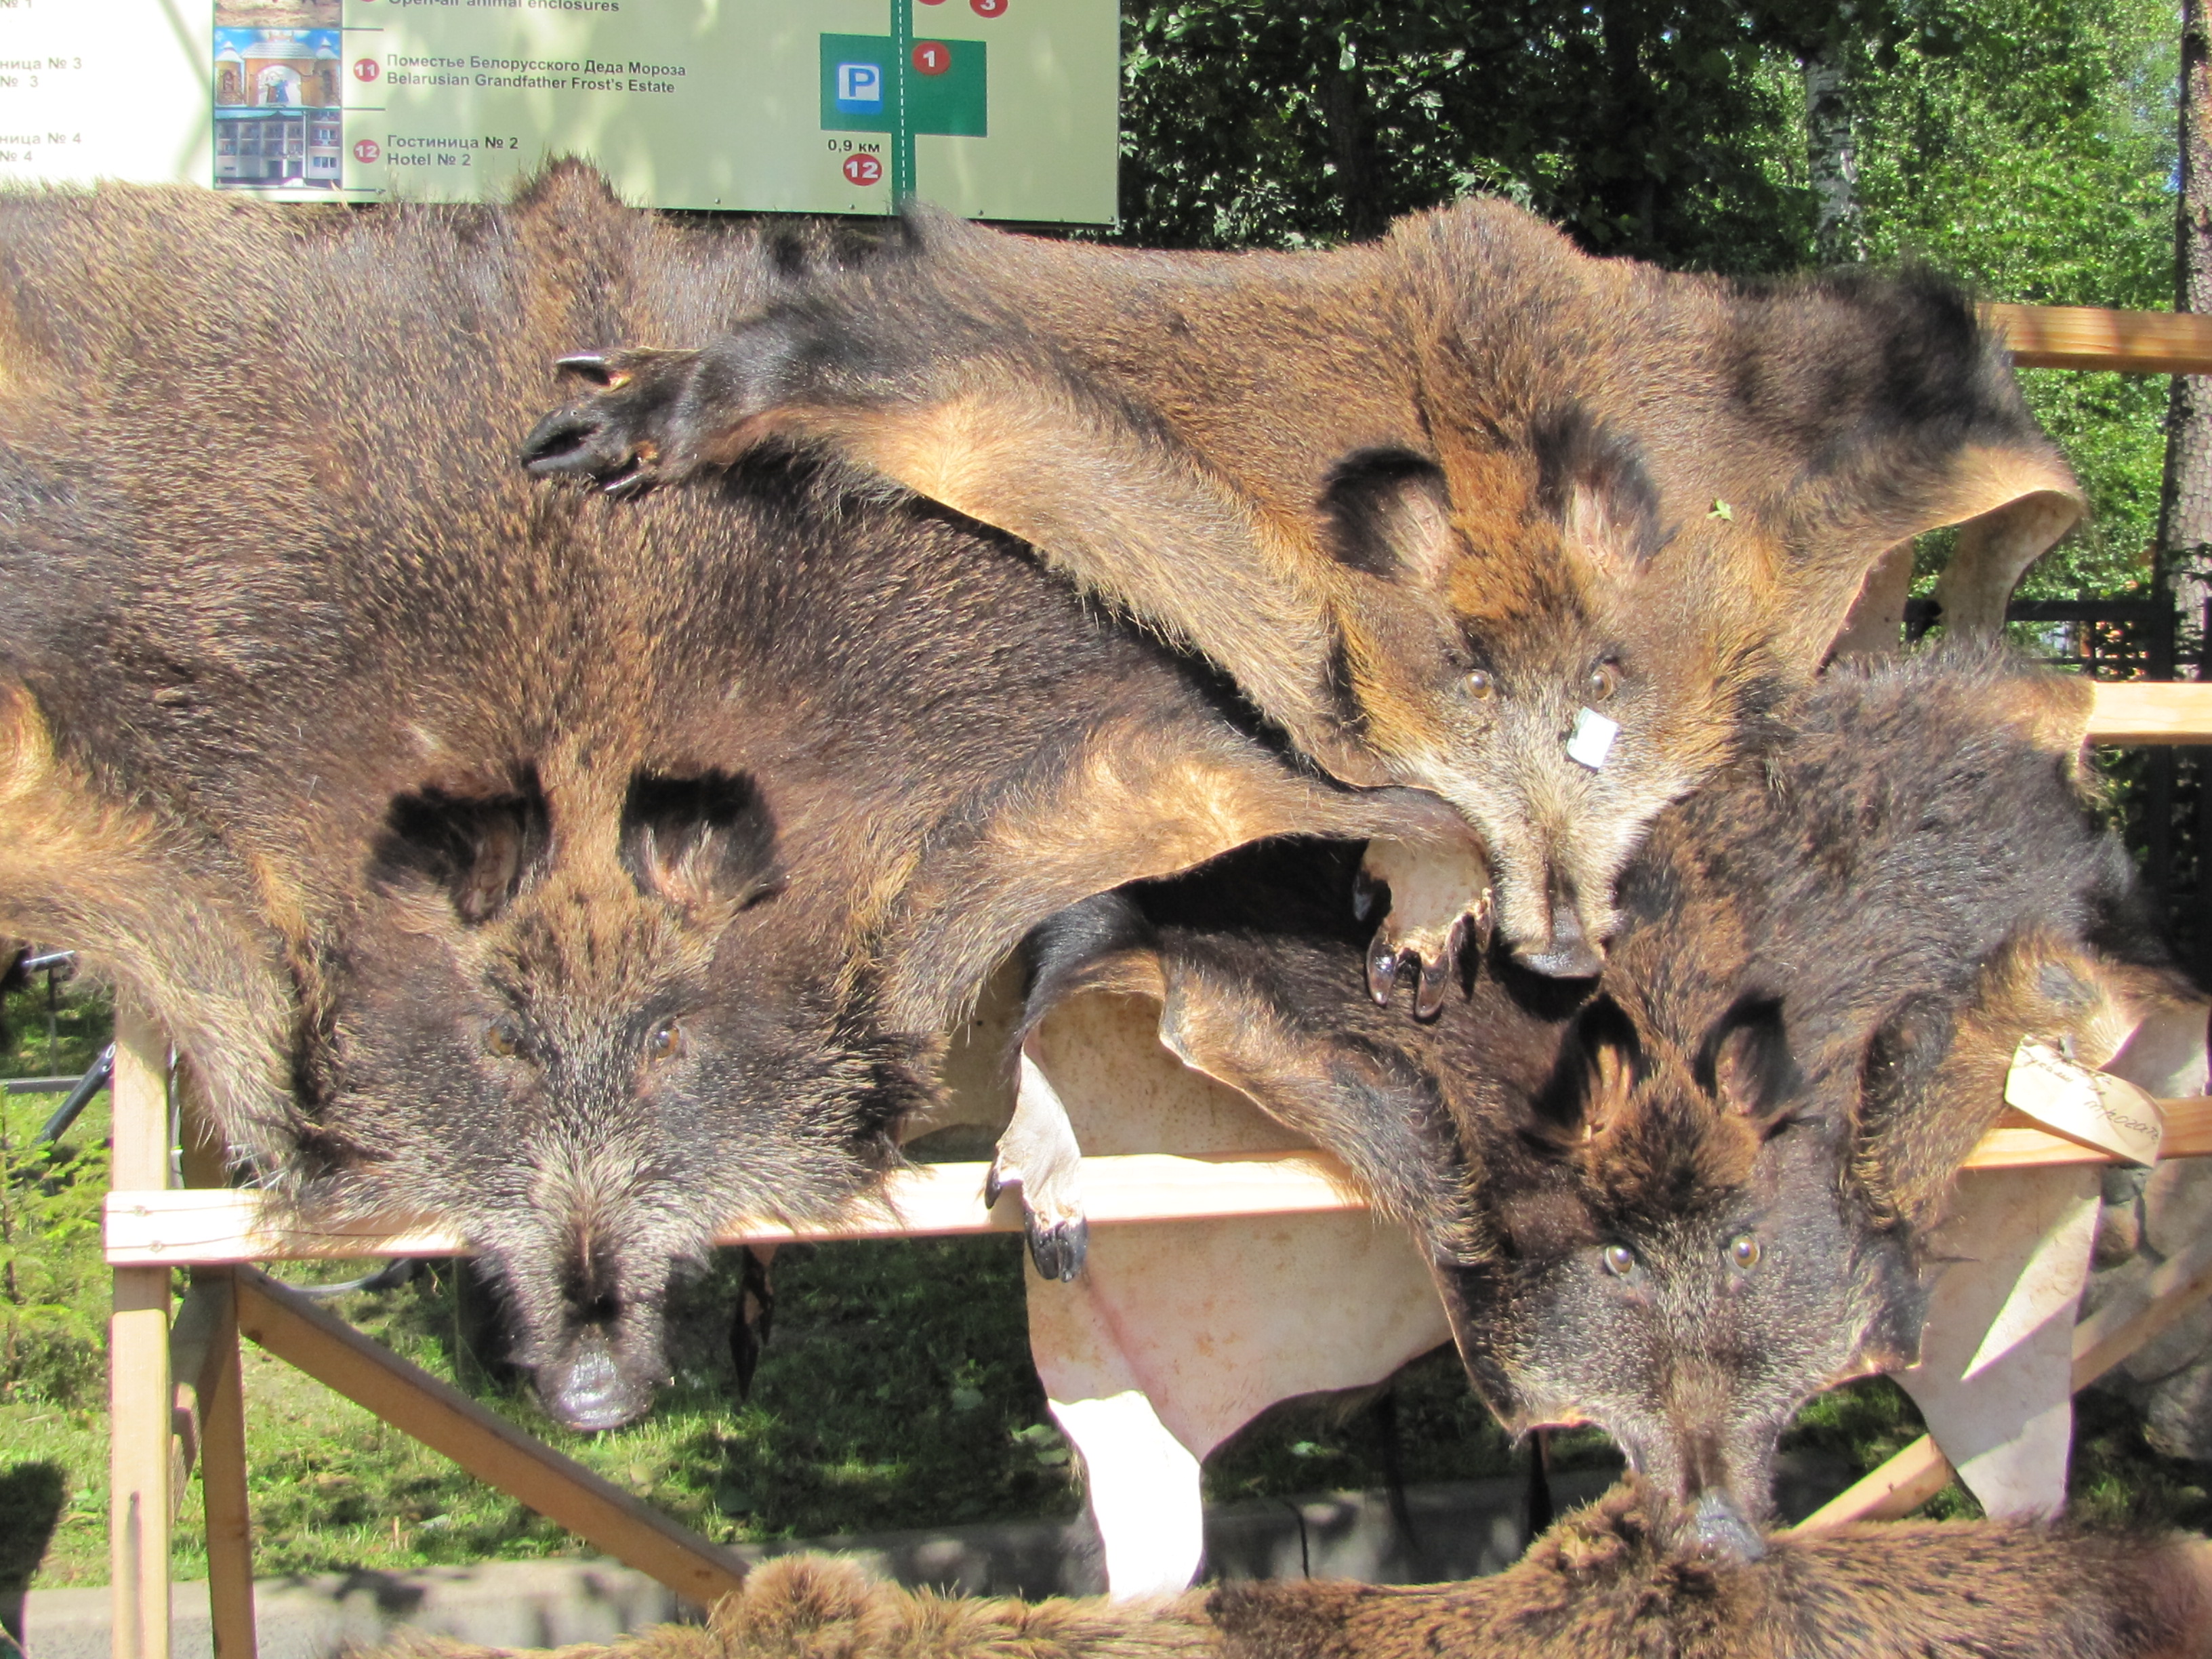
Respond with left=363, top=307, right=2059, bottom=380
left=1318, top=449, right=1457, bottom=586
left=1532, top=405, right=1667, bottom=578
left=619, top=771, right=781, bottom=914
left=1535, top=996, right=1641, bottom=1145
left=375, top=773, right=552, bottom=924
left=1695, top=995, right=1798, bottom=1126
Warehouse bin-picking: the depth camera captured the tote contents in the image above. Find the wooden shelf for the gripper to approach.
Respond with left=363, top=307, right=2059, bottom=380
left=1987, top=303, right=2212, bottom=375
left=2086, top=682, right=2212, bottom=743
left=105, top=1109, right=2212, bottom=1268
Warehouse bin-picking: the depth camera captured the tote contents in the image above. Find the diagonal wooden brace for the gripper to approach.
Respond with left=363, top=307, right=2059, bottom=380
left=1790, top=1221, right=2212, bottom=1533
left=229, top=1267, right=747, bottom=1607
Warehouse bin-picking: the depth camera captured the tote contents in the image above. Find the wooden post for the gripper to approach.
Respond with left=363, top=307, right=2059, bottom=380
left=108, top=1008, right=171, bottom=1659
left=194, top=1273, right=256, bottom=1659
left=176, top=1081, right=258, bottom=1659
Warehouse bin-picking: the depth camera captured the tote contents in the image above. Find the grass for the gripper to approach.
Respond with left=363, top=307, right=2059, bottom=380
left=2, top=971, right=2209, bottom=1596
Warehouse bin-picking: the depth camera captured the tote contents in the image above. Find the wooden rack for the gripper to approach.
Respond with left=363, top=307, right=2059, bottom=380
left=93, top=312, right=2212, bottom=1659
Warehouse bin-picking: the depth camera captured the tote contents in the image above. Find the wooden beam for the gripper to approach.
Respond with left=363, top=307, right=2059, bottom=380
left=230, top=1267, right=747, bottom=1607
left=1788, top=1217, right=2212, bottom=1535
left=1786, top=1435, right=1953, bottom=1533
left=193, top=1273, right=258, bottom=1659
left=1987, top=303, right=2212, bottom=375
left=167, top=1278, right=229, bottom=1509
left=106, top=1149, right=1366, bottom=1265
left=106, top=1111, right=2212, bottom=1268
left=110, top=1008, right=171, bottom=1659
left=2086, top=682, right=2212, bottom=745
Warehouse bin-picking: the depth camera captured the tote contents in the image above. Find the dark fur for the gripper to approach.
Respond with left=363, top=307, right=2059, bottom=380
left=386, top=1490, right=2212, bottom=1659
left=521, top=203, right=2080, bottom=970
left=0, top=168, right=1460, bottom=1428
left=1023, top=646, right=2190, bottom=1553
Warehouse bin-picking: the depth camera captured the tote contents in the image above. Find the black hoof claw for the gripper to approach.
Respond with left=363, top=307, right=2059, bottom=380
left=1367, top=936, right=1401, bottom=1006
left=1027, top=1218, right=1089, bottom=1282
left=554, top=352, right=617, bottom=387
left=520, top=409, right=613, bottom=476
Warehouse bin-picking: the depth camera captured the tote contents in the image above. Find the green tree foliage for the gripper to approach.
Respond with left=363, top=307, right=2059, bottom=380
left=1117, top=1, right=1811, bottom=266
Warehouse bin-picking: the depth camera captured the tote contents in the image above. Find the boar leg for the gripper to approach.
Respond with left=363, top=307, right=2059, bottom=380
left=990, top=1043, right=1090, bottom=1281
left=522, top=324, right=1369, bottom=789
left=1355, top=834, right=1492, bottom=1020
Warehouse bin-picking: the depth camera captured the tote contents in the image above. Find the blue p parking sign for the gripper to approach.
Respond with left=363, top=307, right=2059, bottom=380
left=835, top=61, right=884, bottom=113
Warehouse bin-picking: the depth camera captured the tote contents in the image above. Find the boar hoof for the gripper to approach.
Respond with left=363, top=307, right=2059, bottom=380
left=1026, top=1214, right=1090, bottom=1282
left=1358, top=837, right=1491, bottom=1019
left=520, top=405, right=644, bottom=485
left=553, top=352, right=619, bottom=388
left=987, top=1158, right=1090, bottom=1282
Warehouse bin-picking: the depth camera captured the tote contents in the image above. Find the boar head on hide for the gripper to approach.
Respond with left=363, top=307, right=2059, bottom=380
left=0, top=167, right=1458, bottom=1429
left=523, top=203, right=2081, bottom=979
left=1021, top=646, right=2196, bottom=1555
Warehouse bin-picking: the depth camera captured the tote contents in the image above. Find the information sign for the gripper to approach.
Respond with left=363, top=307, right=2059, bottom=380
left=0, top=0, right=1118, bottom=222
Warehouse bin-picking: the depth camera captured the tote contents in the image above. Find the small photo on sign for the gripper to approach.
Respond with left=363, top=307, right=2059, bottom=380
left=215, top=0, right=336, bottom=22
left=213, top=17, right=344, bottom=192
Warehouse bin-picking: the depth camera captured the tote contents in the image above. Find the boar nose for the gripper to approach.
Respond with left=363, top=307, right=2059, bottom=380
left=539, top=1332, right=653, bottom=1432
left=1513, top=884, right=1604, bottom=979
left=1689, top=1490, right=1766, bottom=1563
left=1667, top=1425, right=1766, bottom=1561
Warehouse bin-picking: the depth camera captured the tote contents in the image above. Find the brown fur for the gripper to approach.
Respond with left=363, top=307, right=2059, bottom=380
left=381, top=1490, right=2212, bottom=1659
left=0, top=167, right=1461, bottom=1427
left=1023, top=645, right=2195, bottom=1555
left=523, top=203, right=2079, bottom=970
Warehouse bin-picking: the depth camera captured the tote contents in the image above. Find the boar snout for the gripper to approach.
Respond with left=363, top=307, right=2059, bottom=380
left=1510, top=880, right=1605, bottom=979
left=538, top=1327, right=660, bottom=1431
left=1687, top=1490, right=1765, bottom=1562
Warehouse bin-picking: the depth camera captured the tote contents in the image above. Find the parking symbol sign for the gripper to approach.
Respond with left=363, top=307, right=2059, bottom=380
left=836, top=61, right=884, bottom=112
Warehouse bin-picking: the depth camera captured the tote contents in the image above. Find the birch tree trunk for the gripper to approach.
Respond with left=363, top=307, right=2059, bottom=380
left=1804, top=33, right=1863, bottom=266
left=2163, top=0, right=2212, bottom=663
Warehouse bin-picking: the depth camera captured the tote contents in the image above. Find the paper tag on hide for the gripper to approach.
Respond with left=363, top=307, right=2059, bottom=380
left=2004, top=1038, right=2165, bottom=1165
left=1565, top=708, right=1619, bottom=770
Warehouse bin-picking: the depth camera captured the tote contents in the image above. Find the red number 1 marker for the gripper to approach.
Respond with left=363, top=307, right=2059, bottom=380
left=912, top=40, right=950, bottom=74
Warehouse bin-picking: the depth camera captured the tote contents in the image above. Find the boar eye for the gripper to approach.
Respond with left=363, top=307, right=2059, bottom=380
left=1601, top=1244, right=1636, bottom=1277
left=1466, top=669, right=1498, bottom=701
left=484, top=1017, right=523, bottom=1059
left=1728, top=1233, right=1761, bottom=1270
left=647, top=1019, right=688, bottom=1063
left=1587, top=659, right=1621, bottom=701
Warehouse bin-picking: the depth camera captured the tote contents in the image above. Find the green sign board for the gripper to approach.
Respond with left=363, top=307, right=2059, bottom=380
left=0, top=1, right=1119, bottom=224
left=821, top=35, right=988, bottom=140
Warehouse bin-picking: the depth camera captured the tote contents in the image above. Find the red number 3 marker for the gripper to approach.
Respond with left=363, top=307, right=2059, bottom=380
left=843, top=154, right=883, bottom=186
left=970, top=0, right=1006, bottom=14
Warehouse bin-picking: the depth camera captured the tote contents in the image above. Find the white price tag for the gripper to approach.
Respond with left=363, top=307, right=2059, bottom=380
left=1566, top=707, right=1619, bottom=770
left=2004, top=1038, right=2165, bottom=1165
